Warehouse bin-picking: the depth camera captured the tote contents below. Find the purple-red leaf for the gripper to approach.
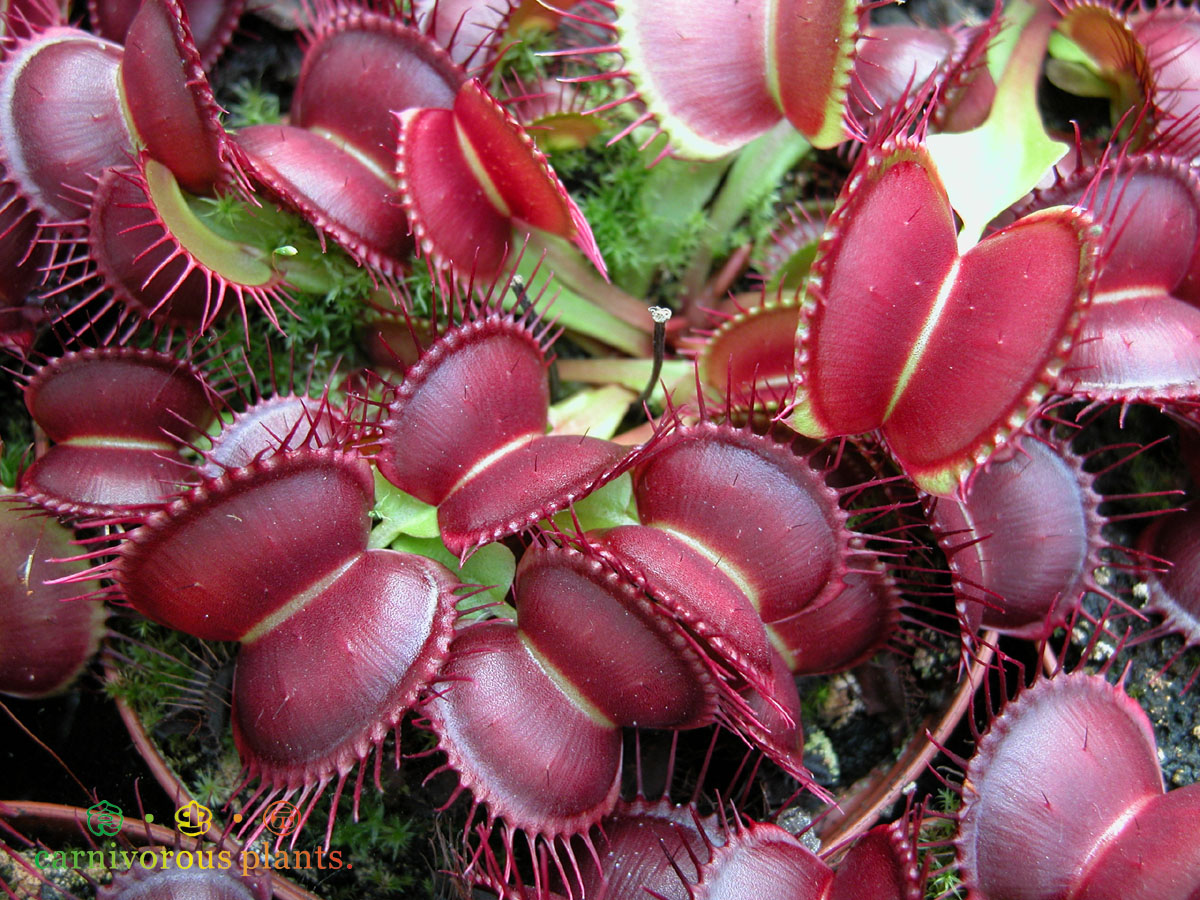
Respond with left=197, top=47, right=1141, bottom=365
left=236, top=123, right=414, bottom=275
left=396, top=80, right=605, bottom=278
left=119, top=0, right=230, bottom=193
left=613, top=0, right=780, bottom=160
left=427, top=620, right=622, bottom=837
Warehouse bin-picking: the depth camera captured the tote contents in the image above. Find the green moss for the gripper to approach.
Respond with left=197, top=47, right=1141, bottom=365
left=224, top=81, right=284, bottom=130
left=801, top=680, right=833, bottom=721
left=920, top=789, right=965, bottom=899
left=105, top=622, right=199, bottom=731
left=490, top=26, right=559, bottom=90
left=571, top=141, right=659, bottom=290
left=152, top=174, right=415, bottom=391
left=0, top=432, right=26, bottom=489
left=552, top=138, right=718, bottom=302
left=333, top=792, right=417, bottom=863
left=0, top=377, right=30, bottom=489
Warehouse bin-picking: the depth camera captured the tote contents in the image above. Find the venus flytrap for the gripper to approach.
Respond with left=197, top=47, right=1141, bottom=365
left=0, top=489, right=105, bottom=698
left=789, top=135, right=1098, bottom=496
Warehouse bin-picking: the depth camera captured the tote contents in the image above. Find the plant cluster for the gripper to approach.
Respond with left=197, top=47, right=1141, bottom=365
left=1, top=0, right=1199, bottom=898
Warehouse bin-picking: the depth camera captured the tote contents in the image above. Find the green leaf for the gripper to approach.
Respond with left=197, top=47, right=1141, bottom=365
left=369, top=471, right=440, bottom=548
left=548, top=384, right=635, bottom=440
left=764, top=233, right=821, bottom=292
left=386, top=534, right=517, bottom=621
left=1047, top=29, right=1096, bottom=68
left=1045, top=57, right=1118, bottom=99
left=549, top=472, right=638, bottom=533
left=925, top=0, right=1068, bottom=250
left=682, top=120, right=810, bottom=296
left=555, top=357, right=692, bottom=410
left=515, top=241, right=653, bottom=357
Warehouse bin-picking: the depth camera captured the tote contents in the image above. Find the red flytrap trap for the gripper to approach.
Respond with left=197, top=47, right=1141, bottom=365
left=1, top=0, right=1199, bottom=898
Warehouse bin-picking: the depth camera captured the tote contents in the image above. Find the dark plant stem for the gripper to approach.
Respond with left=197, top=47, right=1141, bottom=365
left=638, top=306, right=672, bottom=405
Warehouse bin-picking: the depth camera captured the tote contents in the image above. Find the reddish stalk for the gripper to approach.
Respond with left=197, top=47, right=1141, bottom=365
left=684, top=241, right=753, bottom=328
left=1042, top=644, right=1059, bottom=678
left=817, top=631, right=997, bottom=851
